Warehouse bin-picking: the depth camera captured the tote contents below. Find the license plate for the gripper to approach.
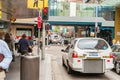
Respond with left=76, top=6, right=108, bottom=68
left=89, top=53, right=98, bottom=56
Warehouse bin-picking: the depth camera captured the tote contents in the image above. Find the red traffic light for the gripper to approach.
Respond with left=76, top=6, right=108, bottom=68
left=42, top=7, right=48, bottom=20
left=43, top=7, right=47, bottom=13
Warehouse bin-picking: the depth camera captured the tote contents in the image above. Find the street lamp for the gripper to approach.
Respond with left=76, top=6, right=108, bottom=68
left=85, top=0, right=103, bottom=37
left=94, top=0, right=104, bottom=37
left=95, top=4, right=98, bottom=37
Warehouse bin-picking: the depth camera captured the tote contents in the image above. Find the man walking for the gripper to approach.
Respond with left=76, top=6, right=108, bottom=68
left=18, top=34, right=32, bottom=55
left=0, top=39, right=13, bottom=80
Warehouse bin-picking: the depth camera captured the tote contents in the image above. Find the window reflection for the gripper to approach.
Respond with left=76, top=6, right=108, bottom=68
left=77, top=39, right=108, bottom=50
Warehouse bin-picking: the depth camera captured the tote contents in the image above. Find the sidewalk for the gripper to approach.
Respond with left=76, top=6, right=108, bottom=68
left=5, top=46, right=53, bottom=80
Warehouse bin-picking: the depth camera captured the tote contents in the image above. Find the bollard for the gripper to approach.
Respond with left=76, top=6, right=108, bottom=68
left=20, top=55, right=39, bottom=80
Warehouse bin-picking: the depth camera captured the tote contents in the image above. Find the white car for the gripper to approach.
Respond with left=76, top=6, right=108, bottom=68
left=61, top=37, right=114, bottom=74
left=50, top=34, right=61, bottom=44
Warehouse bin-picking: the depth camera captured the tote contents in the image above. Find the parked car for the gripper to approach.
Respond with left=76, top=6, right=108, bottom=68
left=50, top=34, right=61, bottom=44
left=61, top=37, right=114, bottom=74
left=112, top=44, right=120, bottom=74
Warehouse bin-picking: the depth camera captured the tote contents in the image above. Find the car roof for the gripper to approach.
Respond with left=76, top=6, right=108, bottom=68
left=71, top=37, right=106, bottom=45
left=74, top=37, right=105, bottom=41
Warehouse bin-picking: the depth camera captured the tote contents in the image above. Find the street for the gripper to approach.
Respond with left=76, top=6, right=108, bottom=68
left=1, top=0, right=120, bottom=80
left=5, top=45, right=120, bottom=80
left=48, top=45, right=120, bottom=80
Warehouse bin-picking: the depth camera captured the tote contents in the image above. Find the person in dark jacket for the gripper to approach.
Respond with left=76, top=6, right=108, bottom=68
left=18, top=34, right=32, bottom=55
left=28, top=36, right=34, bottom=53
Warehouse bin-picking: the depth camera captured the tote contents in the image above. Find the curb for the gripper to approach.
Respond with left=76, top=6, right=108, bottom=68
left=40, top=54, right=53, bottom=80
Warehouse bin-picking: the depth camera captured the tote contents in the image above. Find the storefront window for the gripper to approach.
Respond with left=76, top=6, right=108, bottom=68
left=49, top=1, right=115, bottom=19
left=16, top=28, right=32, bottom=37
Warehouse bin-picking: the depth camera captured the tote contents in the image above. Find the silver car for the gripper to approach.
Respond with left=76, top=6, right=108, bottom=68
left=112, top=44, right=120, bottom=74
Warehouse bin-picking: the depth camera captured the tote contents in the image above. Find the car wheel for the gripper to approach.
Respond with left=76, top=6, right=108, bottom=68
left=115, top=62, right=120, bottom=74
left=67, top=62, right=73, bottom=74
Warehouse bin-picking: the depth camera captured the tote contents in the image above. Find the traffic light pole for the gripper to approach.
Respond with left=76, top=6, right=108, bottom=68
left=95, top=4, right=98, bottom=37
left=38, top=9, right=42, bottom=80
left=37, top=10, right=41, bottom=56
left=38, top=27, right=40, bottom=55
left=42, top=21, right=46, bottom=60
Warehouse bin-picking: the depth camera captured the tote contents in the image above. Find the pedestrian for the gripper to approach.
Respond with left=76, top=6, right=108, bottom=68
left=4, top=33, right=15, bottom=62
left=28, top=36, right=34, bottom=53
left=60, top=37, right=64, bottom=46
left=0, top=39, right=13, bottom=80
left=28, top=37, right=34, bottom=47
left=40, top=40, right=42, bottom=50
left=9, top=33, right=16, bottom=44
left=32, top=36, right=36, bottom=46
left=18, top=34, right=32, bottom=55
left=15, top=36, right=21, bottom=50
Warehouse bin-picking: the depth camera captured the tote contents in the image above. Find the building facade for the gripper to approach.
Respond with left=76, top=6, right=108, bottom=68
left=7, top=0, right=120, bottom=43
left=10, top=0, right=39, bottom=38
left=0, top=0, right=12, bottom=39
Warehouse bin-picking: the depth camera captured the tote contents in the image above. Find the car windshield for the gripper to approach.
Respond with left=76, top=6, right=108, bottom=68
left=112, top=45, right=120, bottom=52
left=77, top=39, right=108, bottom=50
left=54, top=36, right=58, bottom=38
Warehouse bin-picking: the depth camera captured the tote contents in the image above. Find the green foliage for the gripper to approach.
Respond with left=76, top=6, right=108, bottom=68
left=53, top=26, right=60, bottom=32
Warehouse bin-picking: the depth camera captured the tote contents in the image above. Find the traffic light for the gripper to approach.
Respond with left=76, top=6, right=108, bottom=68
left=42, top=7, right=48, bottom=20
left=10, top=16, right=16, bottom=22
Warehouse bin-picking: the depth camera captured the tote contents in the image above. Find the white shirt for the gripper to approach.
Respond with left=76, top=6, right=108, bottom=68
left=0, top=40, right=12, bottom=69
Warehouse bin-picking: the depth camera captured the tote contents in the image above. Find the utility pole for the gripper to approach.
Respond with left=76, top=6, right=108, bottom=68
left=42, top=22, right=46, bottom=60
left=41, top=0, right=49, bottom=60
left=37, top=10, right=41, bottom=56
left=95, top=4, right=98, bottom=37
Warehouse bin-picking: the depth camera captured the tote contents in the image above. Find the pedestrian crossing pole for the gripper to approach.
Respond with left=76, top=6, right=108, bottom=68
left=37, top=10, right=42, bottom=56
left=95, top=4, right=98, bottom=37
left=41, top=0, right=48, bottom=60
left=37, top=9, right=42, bottom=80
left=42, top=22, right=45, bottom=60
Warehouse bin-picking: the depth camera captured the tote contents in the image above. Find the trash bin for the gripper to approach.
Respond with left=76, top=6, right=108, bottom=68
left=20, top=55, right=39, bottom=80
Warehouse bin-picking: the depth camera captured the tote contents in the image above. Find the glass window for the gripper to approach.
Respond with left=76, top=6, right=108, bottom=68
left=72, top=39, right=77, bottom=47
left=112, top=45, right=120, bottom=52
left=77, top=39, right=108, bottom=50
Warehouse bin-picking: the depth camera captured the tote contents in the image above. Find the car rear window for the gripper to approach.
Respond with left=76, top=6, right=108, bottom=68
left=77, top=39, right=108, bottom=50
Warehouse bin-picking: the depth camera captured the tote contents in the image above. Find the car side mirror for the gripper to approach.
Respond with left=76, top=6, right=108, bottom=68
left=61, top=49, right=65, bottom=52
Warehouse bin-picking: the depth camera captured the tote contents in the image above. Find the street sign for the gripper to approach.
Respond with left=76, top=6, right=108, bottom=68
left=43, top=0, right=48, bottom=7
left=27, top=0, right=48, bottom=9
left=37, top=16, right=41, bottom=28
left=42, top=7, right=48, bottom=20
left=27, top=0, right=43, bottom=9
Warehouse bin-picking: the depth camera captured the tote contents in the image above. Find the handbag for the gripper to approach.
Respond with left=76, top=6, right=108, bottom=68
left=0, top=54, right=4, bottom=62
left=28, top=47, right=32, bottom=52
